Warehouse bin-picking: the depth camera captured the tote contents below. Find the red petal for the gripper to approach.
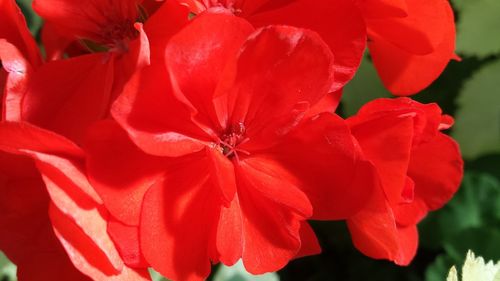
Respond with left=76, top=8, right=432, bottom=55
left=348, top=113, right=414, bottom=205
left=111, top=61, right=209, bottom=157
left=0, top=121, right=83, bottom=157
left=164, top=11, right=254, bottom=128
left=46, top=191, right=123, bottom=275
left=393, top=225, right=418, bottom=266
left=262, top=113, right=375, bottom=220
left=174, top=0, right=207, bottom=14
left=347, top=183, right=420, bottom=265
left=294, top=222, right=321, bottom=259
left=22, top=53, right=114, bottom=144
left=347, top=186, right=400, bottom=263
left=247, top=0, right=366, bottom=92
left=0, top=0, right=41, bottom=66
left=144, top=0, right=190, bottom=60
left=108, top=219, right=149, bottom=268
left=216, top=159, right=315, bottom=271
left=368, top=0, right=456, bottom=95
left=32, top=152, right=102, bottom=204
left=217, top=194, right=243, bottom=266
left=228, top=25, right=334, bottom=149
left=41, top=22, right=76, bottom=61
left=394, top=134, right=462, bottom=226
left=393, top=197, right=428, bottom=227
left=0, top=40, right=33, bottom=121
left=357, top=0, right=408, bottom=18
left=86, top=121, right=168, bottom=225
left=306, top=89, right=343, bottom=118
left=439, top=114, right=454, bottom=130
left=0, top=152, right=90, bottom=281
left=110, top=23, right=151, bottom=100
left=409, top=133, right=463, bottom=210
left=218, top=176, right=304, bottom=274
left=140, top=164, right=219, bottom=281
left=236, top=187, right=302, bottom=274
left=33, top=0, right=139, bottom=43
left=207, top=147, right=237, bottom=205
left=50, top=204, right=151, bottom=281
left=238, top=158, right=313, bottom=218
left=352, top=98, right=443, bottom=145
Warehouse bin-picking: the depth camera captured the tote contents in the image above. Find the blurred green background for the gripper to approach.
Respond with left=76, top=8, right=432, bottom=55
left=1, top=0, right=499, bottom=280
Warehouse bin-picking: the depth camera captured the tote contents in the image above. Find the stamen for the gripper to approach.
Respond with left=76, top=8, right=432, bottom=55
left=217, top=123, right=249, bottom=160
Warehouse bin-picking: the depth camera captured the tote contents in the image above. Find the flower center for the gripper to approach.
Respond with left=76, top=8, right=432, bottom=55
left=204, top=0, right=243, bottom=15
left=101, top=19, right=138, bottom=51
left=217, top=123, right=250, bottom=160
left=81, top=18, right=140, bottom=54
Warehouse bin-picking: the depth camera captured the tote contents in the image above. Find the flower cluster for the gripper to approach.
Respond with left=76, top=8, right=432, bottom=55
left=0, top=0, right=463, bottom=280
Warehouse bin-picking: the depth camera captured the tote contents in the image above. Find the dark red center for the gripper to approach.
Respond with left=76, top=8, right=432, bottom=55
left=101, top=19, right=138, bottom=51
left=218, top=123, right=249, bottom=159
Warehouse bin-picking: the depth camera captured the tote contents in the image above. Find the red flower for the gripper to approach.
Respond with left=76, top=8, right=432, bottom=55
left=178, top=0, right=367, bottom=93
left=2, top=1, right=191, bottom=144
left=0, top=122, right=151, bottom=280
left=1, top=2, right=157, bottom=277
left=33, top=0, right=140, bottom=53
left=359, top=0, right=457, bottom=95
left=180, top=0, right=457, bottom=96
left=0, top=151, right=91, bottom=281
left=345, top=98, right=463, bottom=265
left=86, top=12, right=374, bottom=280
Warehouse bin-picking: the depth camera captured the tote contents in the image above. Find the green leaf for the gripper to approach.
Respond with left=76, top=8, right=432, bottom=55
left=456, top=0, right=500, bottom=57
left=444, top=228, right=500, bottom=262
left=451, top=0, right=467, bottom=11
left=213, top=261, right=280, bottom=281
left=341, top=57, right=392, bottom=117
left=426, top=254, right=455, bottom=281
left=0, top=252, right=17, bottom=281
left=452, top=59, right=500, bottom=159
left=420, top=172, right=500, bottom=250
left=15, top=0, right=42, bottom=36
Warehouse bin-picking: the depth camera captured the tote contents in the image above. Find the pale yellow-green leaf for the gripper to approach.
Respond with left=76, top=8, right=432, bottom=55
left=447, top=266, right=458, bottom=281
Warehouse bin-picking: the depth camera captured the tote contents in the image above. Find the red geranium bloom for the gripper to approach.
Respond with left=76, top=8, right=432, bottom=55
left=0, top=122, right=151, bottom=280
left=86, top=12, right=374, bottom=281
left=359, top=0, right=457, bottom=95
left=2, top=0, right=190, bottom=144
left=345, top=98, right=463, bottom=265
left=0, top=1, right=155, bottom=278
left=0, top=151, right=91, bottom=281
left=181, top=0, right=456, bottom=96
left=178, top=0, right=367, bottom=93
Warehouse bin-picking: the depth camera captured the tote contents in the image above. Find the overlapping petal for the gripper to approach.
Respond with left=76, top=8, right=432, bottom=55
left=86, top=121, right=168, bottom=225
left=0, top=122, right=151, bottom=280
left=258, top=113, right=375, bottom=220
left=0, top=0, right=41, bottom=66
left=366, top=0, right=456, bottom=95
left=33, top=0, right=139, bottom=44
left=0, top=152, right=92, bottom=281
left=140, top=164, right=219, bottom=281
left=346, top=98, right=463, bottom=264
left=246, top=0, right=366, bottom=92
